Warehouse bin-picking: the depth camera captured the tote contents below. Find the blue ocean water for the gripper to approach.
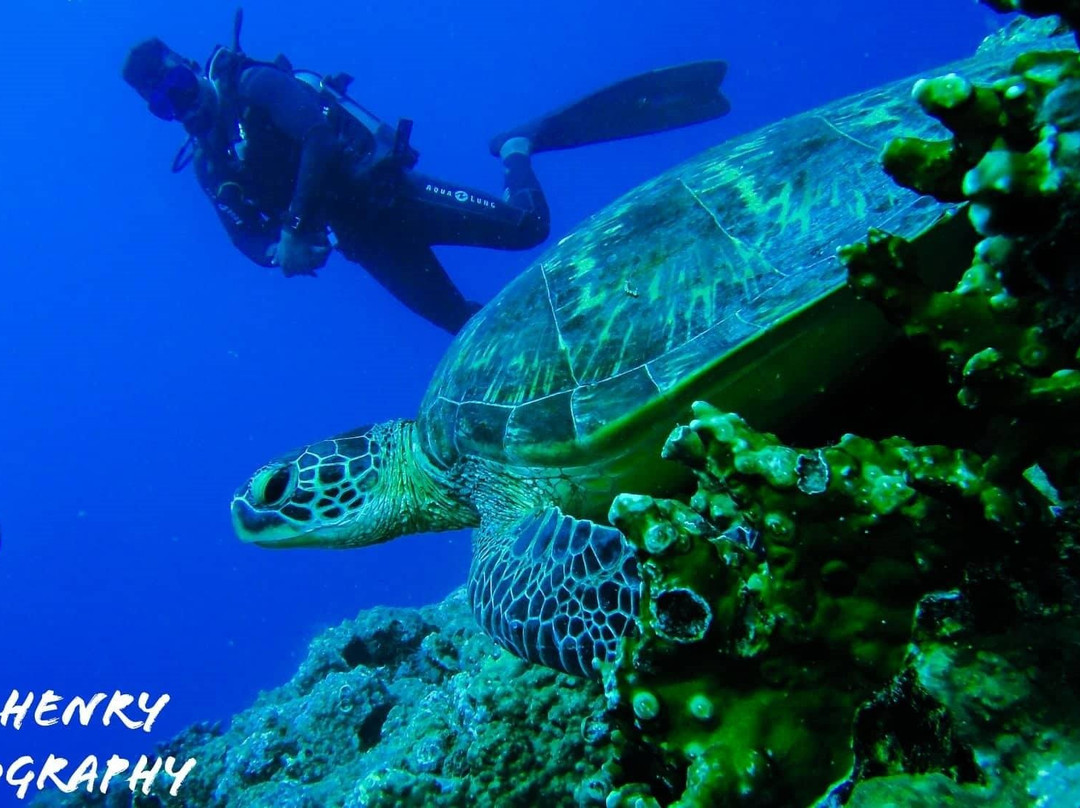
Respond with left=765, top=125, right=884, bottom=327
left=0, top=0, right=1005, bottom=803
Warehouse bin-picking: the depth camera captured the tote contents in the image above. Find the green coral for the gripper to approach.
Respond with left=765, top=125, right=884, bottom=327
left=839, top=15, right=1080, bottom=475
left=601, top=4, right=1080, bottom=806
left=605, top=404, right=1031, bottom=805
left=880, top=40, right=1080, bottom=244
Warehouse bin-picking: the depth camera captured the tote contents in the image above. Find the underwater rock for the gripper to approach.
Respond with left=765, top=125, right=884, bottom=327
left=32, top=591, right=610, bottom=808
left=835, top=581, right=1080, bottom=806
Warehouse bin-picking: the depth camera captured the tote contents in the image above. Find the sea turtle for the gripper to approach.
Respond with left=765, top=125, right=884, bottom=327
left=230, top=32, right=1054, bottom=679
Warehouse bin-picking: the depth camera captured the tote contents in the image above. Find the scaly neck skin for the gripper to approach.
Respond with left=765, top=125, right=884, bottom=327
left=376, top=420, right=479, bottom=540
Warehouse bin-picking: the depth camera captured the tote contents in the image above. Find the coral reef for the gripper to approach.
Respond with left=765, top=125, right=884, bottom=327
left=34, top=591, right=611, bottom=808
left=600, top=5, right=1080, bottom=806
left=858, top=17, right=1080, bottom=424
left=605, top=402, right=1079, bottom=806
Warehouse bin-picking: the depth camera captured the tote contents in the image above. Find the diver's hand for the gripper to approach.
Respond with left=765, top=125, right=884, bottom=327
left=269, top=227, right=331, bottom=277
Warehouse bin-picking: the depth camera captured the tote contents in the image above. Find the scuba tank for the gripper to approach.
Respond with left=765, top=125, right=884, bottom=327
left=173, top=7, right=420, bottom=174
left=292, top=69, right=419, bottom=172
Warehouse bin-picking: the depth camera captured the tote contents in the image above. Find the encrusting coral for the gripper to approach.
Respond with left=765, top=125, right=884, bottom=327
left=601, top=4, right=1080, bottom=806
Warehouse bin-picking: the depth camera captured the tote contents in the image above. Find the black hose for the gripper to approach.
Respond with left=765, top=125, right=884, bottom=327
left=232, top=7, right=244, bottom=53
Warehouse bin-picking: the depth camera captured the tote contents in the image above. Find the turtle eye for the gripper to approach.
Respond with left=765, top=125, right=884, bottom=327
left=253, top=465, right=296, bottom=508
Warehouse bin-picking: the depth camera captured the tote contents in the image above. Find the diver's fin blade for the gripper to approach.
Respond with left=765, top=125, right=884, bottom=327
left=490, top=60, right=730, bottom=156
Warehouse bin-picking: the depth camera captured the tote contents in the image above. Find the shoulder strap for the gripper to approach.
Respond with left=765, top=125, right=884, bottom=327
left=170, top=136, right=197, bottom=174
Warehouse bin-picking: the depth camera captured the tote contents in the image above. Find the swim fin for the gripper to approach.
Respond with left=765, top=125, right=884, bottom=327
left=489, top=60, right=730, bottom=157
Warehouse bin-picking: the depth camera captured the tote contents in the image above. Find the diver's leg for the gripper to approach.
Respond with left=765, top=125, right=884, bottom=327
left=397, top=161, right=550, bottom=250
left=487, top=60, right=731, bottom=155
left=500, top=139, right=551, bottom=241
left=336, top=233, right=481, bottom=334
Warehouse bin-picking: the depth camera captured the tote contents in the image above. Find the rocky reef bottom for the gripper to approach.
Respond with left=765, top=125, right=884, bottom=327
left=33, top=590, right=612, bottom=808
left=33, top=576, right=1080, bottom=807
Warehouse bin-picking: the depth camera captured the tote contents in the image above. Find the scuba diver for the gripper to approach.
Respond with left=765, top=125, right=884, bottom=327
left=122, top=11, right=731, bottom=334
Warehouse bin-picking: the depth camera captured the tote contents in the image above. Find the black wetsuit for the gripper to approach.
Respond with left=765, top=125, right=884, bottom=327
left=192, top=58, right=550, bottom=334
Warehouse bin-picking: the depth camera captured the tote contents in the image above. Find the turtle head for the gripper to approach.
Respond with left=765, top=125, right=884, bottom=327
left=231, top=421, right=413, bottom=549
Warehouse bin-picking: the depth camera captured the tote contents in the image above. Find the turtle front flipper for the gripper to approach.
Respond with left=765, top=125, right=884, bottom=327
left=468, top=507, right=640, bottom=678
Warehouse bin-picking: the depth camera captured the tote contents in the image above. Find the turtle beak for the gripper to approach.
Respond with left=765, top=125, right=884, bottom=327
left=230, top=491, right=335, bottom=548
left=231, top=496, right=287, bottom=544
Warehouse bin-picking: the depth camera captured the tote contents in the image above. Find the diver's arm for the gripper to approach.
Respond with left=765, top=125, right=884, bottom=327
left=194, top=153, right=278, bottom=267
left=237, top=66, right=336, bottom=238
